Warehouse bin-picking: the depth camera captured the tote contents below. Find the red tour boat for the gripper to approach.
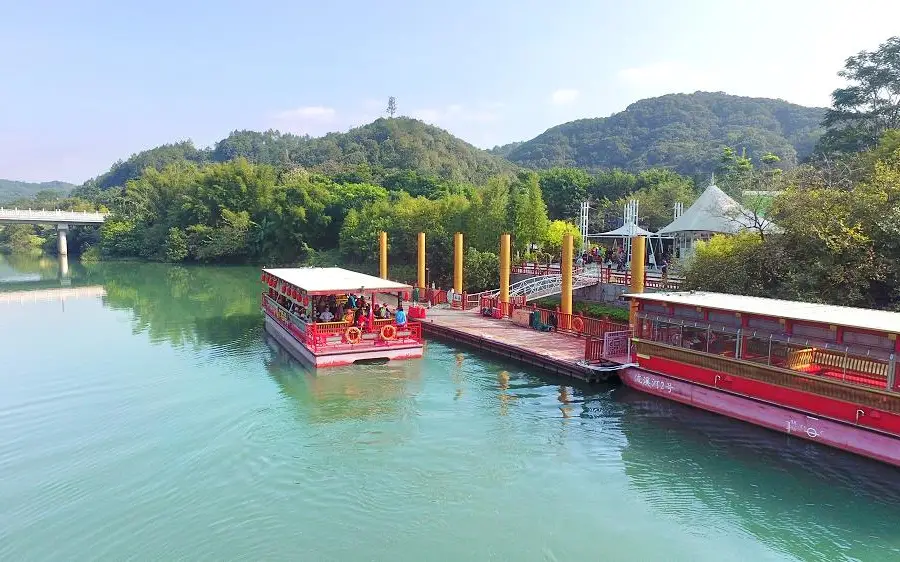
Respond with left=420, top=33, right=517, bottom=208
left=261, top=267, right=423, bottom=367
left=623, top=291, right=900, bottom=467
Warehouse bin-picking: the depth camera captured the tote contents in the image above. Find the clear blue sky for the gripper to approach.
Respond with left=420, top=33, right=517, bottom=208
left=2, top=0, right=898, bottom=183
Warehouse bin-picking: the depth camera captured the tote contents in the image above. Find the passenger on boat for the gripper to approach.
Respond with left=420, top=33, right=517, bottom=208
left=319, top=308, right=335, bottom=322
left=298, top=309, right=309, bottom=323
left=395, top=305, right=407, bottom=327
left=358, top=305, right=371, bottom=331
left=346, top=294, right=357, bottom=309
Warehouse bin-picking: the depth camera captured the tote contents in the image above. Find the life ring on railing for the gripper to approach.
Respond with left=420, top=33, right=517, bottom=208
left=344, top=326, right=362, bottom=344
left=380, top=324, right=397, bottom=340
left=572, top=317, right=584, bottom=332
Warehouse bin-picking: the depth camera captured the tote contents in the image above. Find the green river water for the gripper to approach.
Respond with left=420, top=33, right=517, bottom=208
left=1, top=254, right=899, bottom=561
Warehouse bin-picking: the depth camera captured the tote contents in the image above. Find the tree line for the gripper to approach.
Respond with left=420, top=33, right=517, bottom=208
left=683, top=37, right=900, bottom=310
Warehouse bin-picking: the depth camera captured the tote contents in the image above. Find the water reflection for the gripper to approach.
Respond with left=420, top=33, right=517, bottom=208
left=264, top=334, right=423, bottom=424
left=58, top=254, right=69, bottom=283
left=617, top=387, right=900, bottom=560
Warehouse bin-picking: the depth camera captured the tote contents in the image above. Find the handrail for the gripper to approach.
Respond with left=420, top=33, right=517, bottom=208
left=0, top=208, right=107, bottom=222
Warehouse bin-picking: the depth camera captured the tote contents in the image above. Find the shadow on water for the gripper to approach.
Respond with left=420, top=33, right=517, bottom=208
left=617, top=386, right=900, bottom=560
left=262, top=333, right=424, bottom=424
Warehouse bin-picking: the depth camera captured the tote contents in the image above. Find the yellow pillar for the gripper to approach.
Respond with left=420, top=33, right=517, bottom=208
left=629, top=236, right=646, bottom=330
left=561, top=234, right=573, bottom=324
left=417, top=232, right=426, bottom=289
left=379, top=231, right=388, bottom=279
left=499, top=233, right=510, bottom=307
left=453, top=232, right=464, bottom=293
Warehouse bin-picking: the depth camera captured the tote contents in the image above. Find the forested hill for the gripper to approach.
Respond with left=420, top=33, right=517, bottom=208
left=89, top=117, right=516, bottom=190
left=0, top=179, right=76, bottom=204
left=500, top=92, right=826, bottom=174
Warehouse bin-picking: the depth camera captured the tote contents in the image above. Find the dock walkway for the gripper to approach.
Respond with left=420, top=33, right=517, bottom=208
left=421, top=307, right=618, bottom=382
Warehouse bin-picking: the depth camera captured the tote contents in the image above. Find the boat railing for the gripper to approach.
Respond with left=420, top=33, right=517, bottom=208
left=262, top=293, right=423, bottom=350
left=638, top=313, right=898, bottom=393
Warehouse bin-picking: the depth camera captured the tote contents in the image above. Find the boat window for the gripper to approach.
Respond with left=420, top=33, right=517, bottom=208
left=843, top=329, right=894, bottom=351
left=747, top=317, right=783, bottom=333
left=671, top=306, right=702, bottom=321
left=708, top=311, right=741, bottom=328
left=792, top=322, right=836, bottom=342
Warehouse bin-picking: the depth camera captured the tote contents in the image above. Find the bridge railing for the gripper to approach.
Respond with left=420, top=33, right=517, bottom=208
left=0, top=208, right=107, bottom=222
left=512, top=261, right=683, bottom=290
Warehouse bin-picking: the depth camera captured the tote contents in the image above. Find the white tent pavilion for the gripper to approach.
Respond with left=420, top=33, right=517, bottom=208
left=658, top=183, right=777, bottom=259
left=587, top=201, right=674, bottom=268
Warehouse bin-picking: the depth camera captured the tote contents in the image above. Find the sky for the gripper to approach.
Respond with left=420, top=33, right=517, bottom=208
left=2, top=0, right=899, bottom=183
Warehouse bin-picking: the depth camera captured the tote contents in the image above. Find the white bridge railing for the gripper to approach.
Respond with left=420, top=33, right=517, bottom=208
left=487, top=272, right=600, bottom=300
left=0, top=208, right=107, bottom=223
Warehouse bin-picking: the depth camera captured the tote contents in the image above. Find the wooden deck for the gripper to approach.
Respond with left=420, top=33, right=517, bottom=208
left=421, top=306, right=617, bottom=382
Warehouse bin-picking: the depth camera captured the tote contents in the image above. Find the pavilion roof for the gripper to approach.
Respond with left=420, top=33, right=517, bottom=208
left=263, top=267, right=412, bottom=295
left=657, top=184, right=777, bottom=235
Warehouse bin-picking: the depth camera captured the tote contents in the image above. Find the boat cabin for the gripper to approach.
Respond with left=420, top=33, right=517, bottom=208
left=629, top=292, right=900, bottom=393
left=261, top=267, right=424, bottom=367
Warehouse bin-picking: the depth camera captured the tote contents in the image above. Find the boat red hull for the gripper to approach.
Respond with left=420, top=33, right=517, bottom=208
left=621, top=367, right=900, bottom=468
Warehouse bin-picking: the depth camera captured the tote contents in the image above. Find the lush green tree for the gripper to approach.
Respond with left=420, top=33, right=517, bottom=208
left=465, top=175, right=511, bottom=252
left=685, top=130, right=900, bottom=310
left=682, top=232, right=780, bottom=296
left=463, top=247, right=499, bottom=293
left=819, top=36, right=900, bottom=153
left=538, top=167, right=592, bottom=220
left=509, top=171, right=549, bottom=255
left=0, top=224, right=43, bottom=253
left=542, top=220, right=583, bottom=258
left=617, top=169, right=696, bottom=231
left=165, top=227, right=188, bottom=261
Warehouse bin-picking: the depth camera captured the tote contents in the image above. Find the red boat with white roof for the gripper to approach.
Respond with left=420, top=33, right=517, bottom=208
left=623, top=291, right=900, bottom=467
left=261, top=267, right=423, bottom=367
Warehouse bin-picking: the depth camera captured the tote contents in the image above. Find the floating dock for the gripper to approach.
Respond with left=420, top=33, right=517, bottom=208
left=422, top=307, right=620, bottom=382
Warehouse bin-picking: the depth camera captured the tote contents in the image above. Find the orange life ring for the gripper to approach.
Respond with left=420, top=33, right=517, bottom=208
left=380, top=324, right=397, bottom=340
left=344, top=326, right=362, bottom=344
left=572, top=317, right=585, bottom=332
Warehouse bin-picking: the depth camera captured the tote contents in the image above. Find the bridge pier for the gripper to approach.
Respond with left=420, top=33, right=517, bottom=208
left=57, top=224, right=69, bottom=256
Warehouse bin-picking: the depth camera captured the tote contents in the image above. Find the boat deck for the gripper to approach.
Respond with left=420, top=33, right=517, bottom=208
left=421, top=307, right=617, bottom=382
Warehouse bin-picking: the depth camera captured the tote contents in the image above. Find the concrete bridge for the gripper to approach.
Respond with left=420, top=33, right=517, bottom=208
left=0, top=208, right=107, bottom=255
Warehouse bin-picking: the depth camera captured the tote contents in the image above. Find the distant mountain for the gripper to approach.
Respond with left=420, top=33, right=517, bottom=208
left=89, top=117, right=517, bottom=190
left=504, top=92, right=826, bottom=175
left=488, top=141, right=525, bottom=158
left=0, top=179, right=76, bottom=204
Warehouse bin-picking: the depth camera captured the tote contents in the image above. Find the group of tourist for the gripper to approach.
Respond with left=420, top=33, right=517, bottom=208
left=574, top=246, right=671, bottom=276
left=268, top=288, right=407, bottom=329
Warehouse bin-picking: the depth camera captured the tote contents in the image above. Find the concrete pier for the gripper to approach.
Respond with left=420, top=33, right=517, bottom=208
left=57, top=224, right=68, bottom=256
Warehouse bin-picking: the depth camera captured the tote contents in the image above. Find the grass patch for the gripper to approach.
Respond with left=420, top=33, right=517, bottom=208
left=530, top=296, right=630, bottom=323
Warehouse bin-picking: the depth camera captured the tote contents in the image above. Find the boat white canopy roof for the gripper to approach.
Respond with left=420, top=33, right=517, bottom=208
left=264, top=267, right=412, bottom=295
left=626, top=291, right=900, bottom=334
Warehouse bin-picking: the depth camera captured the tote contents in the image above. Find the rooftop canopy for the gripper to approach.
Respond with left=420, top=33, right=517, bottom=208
left=591, top=222, right=659, bottom=238
left=625, top=291, right=900, bottom=335
left=657, top=184, right=777, bottom=235
left=264, top=267, right=412, bottom=295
